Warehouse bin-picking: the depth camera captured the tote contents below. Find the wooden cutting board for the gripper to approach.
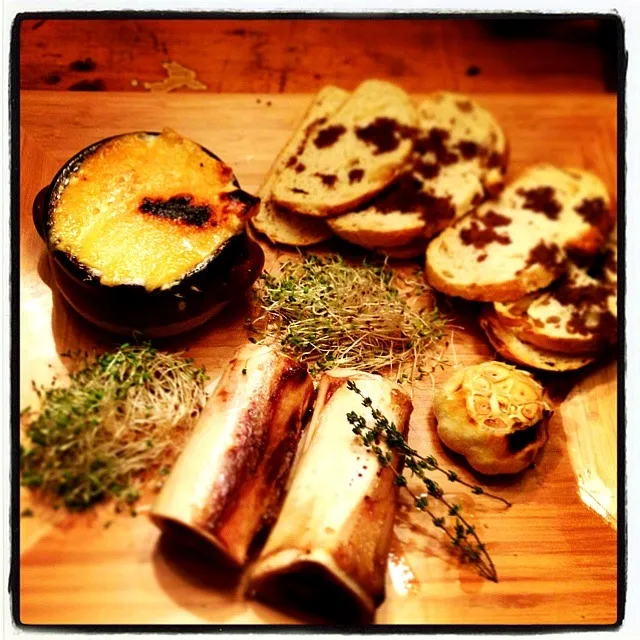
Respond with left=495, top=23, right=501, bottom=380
left=18, top=91, right=619, bottom=626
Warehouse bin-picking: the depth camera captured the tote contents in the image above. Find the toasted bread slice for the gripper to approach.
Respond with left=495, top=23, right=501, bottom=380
left=271, top=80, right=417, bottom=216
left=379, top=237, right=428, bottom=259
left=328, top=176, right=426, bottom=250
left=417, top=92, right=509, bottom=196
left=251, top=86, right=350, bottom=246
left=250, top=205, right=333, bottom=246
left=479, top=309, right=596, bottom=372
left=493, top=262, right=617, bottom=354
left=328, top=92, right=508, bottom=251
left=426, top=164, right=612, bottom=302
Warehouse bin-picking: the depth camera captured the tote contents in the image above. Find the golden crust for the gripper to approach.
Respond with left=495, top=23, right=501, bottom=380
left=50, top=128, right=254, bottom=290
left=434, top=362, right=552, bottom=475
left=479, top=309, right=596, bottom=372
left=250, top=86, right=349, bottom=246
left=328, top=210, right=425, bottom=251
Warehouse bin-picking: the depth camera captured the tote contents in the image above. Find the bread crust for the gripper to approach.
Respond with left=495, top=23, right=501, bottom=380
left=271, top=80, right=417, bottom=217
left=479, top=309, right=596, bottom=372
left=328, top=210, right=425, bottom=250
left=250, top=86, right=350, bottom=245
left=425, top=164, right=612, bottom=302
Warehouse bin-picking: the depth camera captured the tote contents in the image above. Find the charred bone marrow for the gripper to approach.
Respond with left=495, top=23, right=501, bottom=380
left=150, top=344, right=314, bottom=567
left=246, top=369, right=413, bottom=621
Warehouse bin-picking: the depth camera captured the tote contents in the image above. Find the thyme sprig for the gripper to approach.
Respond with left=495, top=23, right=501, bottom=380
left=346, top=380, right=510, bottom=583
left=248, top=253, right=448, bottom=382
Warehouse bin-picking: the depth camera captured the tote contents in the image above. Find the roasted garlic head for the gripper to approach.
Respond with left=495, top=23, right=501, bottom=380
left=434, top=361, right=553, bottom=475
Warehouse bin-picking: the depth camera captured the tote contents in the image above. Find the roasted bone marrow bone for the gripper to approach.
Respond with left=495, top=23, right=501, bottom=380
left=434, top=361, right=553, bottom=475
left=246, top=369, right=413, bottom=621
left=150, top=344, right=314, bottom=567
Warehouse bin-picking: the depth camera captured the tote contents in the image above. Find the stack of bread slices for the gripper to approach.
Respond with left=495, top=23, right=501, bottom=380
left=426, top=166, right=617, bottom=371
left=251, top=80, right=508, bottom=258
left=251, top=80, right=617, bottom=372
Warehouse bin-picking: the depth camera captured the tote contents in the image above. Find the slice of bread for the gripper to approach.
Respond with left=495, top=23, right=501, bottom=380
left=251, top=86, right=350, bottom=246
left=493, top=262, right=617, bottom=354
left=426, top=164, right=613, bottom=302
left=416, top=91, right=509, bottom=197
left=379, top=237, right=428, bottom=259
left=271, top=80, right=417, bottom=216
left=479, top=308, right=596, bottom=372
left=328, top=92, right=508, bottom=252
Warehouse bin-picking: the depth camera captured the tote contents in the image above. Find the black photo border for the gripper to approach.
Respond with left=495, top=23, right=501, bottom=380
left=8, top=10, right=628, bottom=634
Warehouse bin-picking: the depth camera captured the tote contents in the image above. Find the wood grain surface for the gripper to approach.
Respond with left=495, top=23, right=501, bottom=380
left=18, top=91, right=618, bottom=626
left=18, top=18, right=617, bottom=94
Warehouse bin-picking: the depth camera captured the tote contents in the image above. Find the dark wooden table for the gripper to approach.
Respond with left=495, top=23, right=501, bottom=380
left=19, top=17, right=618, bottom=94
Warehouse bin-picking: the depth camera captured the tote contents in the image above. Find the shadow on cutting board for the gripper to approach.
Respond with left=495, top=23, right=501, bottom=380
left=151, top=532, right=328, bottom=625
left=37, top=247, right=253, bottom=371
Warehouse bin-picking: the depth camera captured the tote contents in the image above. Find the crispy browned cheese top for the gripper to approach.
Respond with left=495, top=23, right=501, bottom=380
left=50, top=128, right=258, bottom=290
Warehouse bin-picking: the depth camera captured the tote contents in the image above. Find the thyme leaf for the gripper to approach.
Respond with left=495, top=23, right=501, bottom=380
left=346, top=381, right=511, bottom=583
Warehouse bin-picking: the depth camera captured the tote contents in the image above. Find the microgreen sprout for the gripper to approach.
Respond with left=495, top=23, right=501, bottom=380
left=20, top=343, right=208, bottom=511
left=248, top=253, right=448, bottom=382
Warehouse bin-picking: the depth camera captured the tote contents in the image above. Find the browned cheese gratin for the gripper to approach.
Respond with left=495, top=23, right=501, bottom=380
left=49, top=129, right=257, bottom=290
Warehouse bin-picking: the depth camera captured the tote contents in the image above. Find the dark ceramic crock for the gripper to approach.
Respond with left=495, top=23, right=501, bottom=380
left=33, top=132, right=264, bottom=338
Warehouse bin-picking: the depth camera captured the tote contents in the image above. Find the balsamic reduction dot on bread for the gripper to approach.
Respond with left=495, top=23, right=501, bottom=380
left=457, top=140, right=480, bottom=160
left=415, top=161, right=440, bottom=180
left=314, top=173, right=338, bottom=188
left=517, top=186, right=562, bottom=220
left=314, top=125, right=347, bottom=149
left=523, top=241, right=564, bottom=272
left=355, top=117, right=407, bottom=155
left=459, top=215, right=512, bottom=249
left=575, top=197, right=608, bottom=225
